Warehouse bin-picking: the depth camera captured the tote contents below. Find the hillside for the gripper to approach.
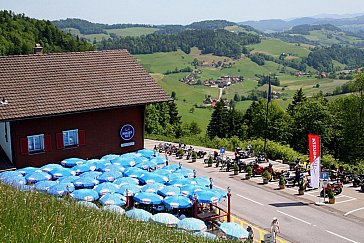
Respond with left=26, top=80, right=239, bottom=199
left=0, top=11, right=94, bottom=56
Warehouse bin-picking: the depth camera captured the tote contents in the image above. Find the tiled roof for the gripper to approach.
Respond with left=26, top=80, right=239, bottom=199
left=0, top=50, right=171, bottom=121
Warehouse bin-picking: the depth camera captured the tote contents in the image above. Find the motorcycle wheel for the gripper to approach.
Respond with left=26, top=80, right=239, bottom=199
left=335, top=188, right=342, bottom=195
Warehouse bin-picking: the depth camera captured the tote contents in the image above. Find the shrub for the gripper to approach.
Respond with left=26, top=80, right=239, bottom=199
left=262, top=170, right=272, bottom=180
left=279, top=175, right=286, bottom=186
left=327, top=188, right=335, bottom=199
left=233, top=163, right=239, bottom=171
left=192, top=151, right=197, bottom=159
left=246, top=166, right=253, bottom=176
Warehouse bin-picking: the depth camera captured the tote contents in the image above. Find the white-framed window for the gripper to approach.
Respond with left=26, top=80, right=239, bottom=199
left=27, top=134, right=44, bottom=153
left=63, top=129, right=79, bottom=147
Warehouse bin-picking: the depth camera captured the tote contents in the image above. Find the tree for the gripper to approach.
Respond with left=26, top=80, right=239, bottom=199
left=189, top=121, right=202, bottom=135
left=171, top=91, right=177, bottom=100
left=207, top=101, right=229, bottom=139
left=287, top=88, right=306, bottom=115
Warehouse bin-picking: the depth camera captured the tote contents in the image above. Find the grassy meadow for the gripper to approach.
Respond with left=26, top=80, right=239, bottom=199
left=249, top=39, right=311, bottom=58
left=106, top=27, right=159, bottom=37
left=0, top=184, right=230, bottom=243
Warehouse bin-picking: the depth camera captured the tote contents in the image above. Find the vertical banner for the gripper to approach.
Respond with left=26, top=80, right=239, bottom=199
left=308, top=134, right=321, bottom=188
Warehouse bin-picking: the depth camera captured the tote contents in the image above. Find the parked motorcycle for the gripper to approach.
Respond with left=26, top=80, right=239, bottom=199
left=320, top=181, right=343, bottom=197
left=255, top=152, right=269, bottom=163
left=353, top=174, right=364, bottom=187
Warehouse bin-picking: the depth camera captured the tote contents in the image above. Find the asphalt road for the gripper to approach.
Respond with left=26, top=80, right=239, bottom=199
left=145, top=139, right=364, bottom=243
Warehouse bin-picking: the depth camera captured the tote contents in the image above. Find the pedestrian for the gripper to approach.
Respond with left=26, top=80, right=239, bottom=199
left=165, top=154, right=169, bottom=166
left=270, top=217, right=280, bottom=243
left=293, top=167, right=301, bottom=187
left=246, top=226, right=254, bottom=243
left=209, top=177, right=213, bottom=189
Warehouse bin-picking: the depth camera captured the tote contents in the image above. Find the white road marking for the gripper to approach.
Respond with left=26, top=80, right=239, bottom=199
left=335, top=198, right=357, bottom=204
left=236, top=193, right=264, bottom=206
left=344, top=206, right=364, bottom=216
left=276, top=210, right=311, bottom=225
left=214, top=185, right=224, bottom=190
left=326, top=230, right=359, bottom=243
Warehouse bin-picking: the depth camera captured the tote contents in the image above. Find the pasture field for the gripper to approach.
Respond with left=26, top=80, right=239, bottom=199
left=249, top=39, right=311, bottom=57
left=106, top=27, right=159, bottom=37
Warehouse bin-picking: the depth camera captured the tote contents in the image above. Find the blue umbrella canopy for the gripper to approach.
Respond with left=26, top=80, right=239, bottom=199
left=134, top=192, right=163, bottom=205
left=125, top=208, right=152, bottom=222
left=189, top=177, right=211, bottom=187
left=111, top=157, right=136, bottom=168
left=99, top=193, right=126, bottom=206
left=193, top=190, right=220, bottom=204
left=71, top=189, right=99, bottom=201
left=61, top=158, right=86, bottom=167
left=137, top=149, right=157, bottom=158
left=57, top=176, right=80, bottom=184
left=173, top=168, right=194, bottom=178
left=150, top=156, right=167, bottom=165
left=113, top=177, right=139, bottom=187
left=162, top=164, right=180, bottom=173
left=133, top=156, right=150, bottom=164
left=167, top=178, right=191, bottom=188
left=34, top=180, right=58, bottom=192
left=151, top=213, right=180, bottom=227
left=94, top=182, right=118, bottom=195
left=2, top=176, right=27, bottom=187
left=72, top=163, right=97, bottom=175
left=17, top=167, right=42, bottom=176
left=49, top=168, right=76, bottom=179
left=209, top=188, right=227, bottom=200
left=177, top=218, right=207, bottom=232
left=163, top=195, right=193, bottom=209
left=158, top=185, right=181, bottom=197
left=136, top=161, right=158, bottom=170
left=141, top=183, right=165, bottom=193
left=40, top=164, right=63, bottom=173
left=194, top=231, right=217, bottom=240
left=123, top=167, right=147, bottom=179
left=152, top=169, right=172, bottom=177
left=180, top=185, right=204, bottom=197
left=102, top=205, right=125, bottom=215
left=100, top=164, right=125, bottom=173
left=77, top=201, right=99, bottom=209
left=120, top=152, right=138, bottom=160
left=100, top=154, right=120, bottom=162
left=97, top=171, right=123, bottom=183
left=25, top=171, right=52, bottom=184
left=168, top=173, right=185, bottom=181
left=73, top=177, right=99, bottom=189
left=220, top=222, right=249, bottom=240
left=0, top=170, right=23, bottom=180
left=88, top=159, right=111, bottom=171
left=79, top=171, right=102, bottom=179
left=139, top=173, right=168, bottom=185
left=48, top=183, right=75, bottom=196
left=118, top=184, right=141, bottom=196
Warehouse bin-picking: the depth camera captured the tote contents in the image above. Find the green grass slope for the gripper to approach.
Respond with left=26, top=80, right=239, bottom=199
left=249, top=39, right=311, bottom=58
left=106, top=27, right=159, bottom=37
left=0, top=184, right=227, bottom=242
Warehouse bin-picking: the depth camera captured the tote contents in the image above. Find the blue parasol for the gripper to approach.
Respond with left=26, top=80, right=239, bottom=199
left=17, top=167, right=42, bottom=176
left=99, top=193, right=126, bottom=206
left=141, top=183, right=165, bottom=193
left=220, top=222, right=249, bottom=240
left=100, top=154, right=120, bottom=162
left=57, top=176, right=80, bottom=184
left=100, top=164, right=125, bottom=173
left=162, top=164, right=180, bottom=173
left=94, top=182, right=118, bottom=195
left=150, top=156, right=167, bottom=165
left=113, top=177, right=139, bottom=187
left=73, top=177, right=99, bottom=189
left=209, top=188, right=227, bottom=200
left=134, top=156, right=149, bottom=165
left=79, top=171, right=102, bottom=179
left=167, top=178, right=191, bottom=188
left=25, top=171, right=52, bottom=184
left=168, top=173, right=185, bottom=181
left=162, top=195, right=193, bottom=209
left=180, top=185, right=204, bottom=197
left=158, top=185, right=181, bottom=197
left=71, top=189, right=99, bottom=201
left=34, top=180, right=58, bottom=192
left=190, top=177, right=211, bottom=187
left=137, top=149, right=157, bottom=158
left=118, top=184, right=141, bottom=196
left=193, top=190, right=220, bottom=204
left=61, top=158, right=86, bottom=167
left=125, top=208, right=152, bottom=222
left=194, top=231, right=217, bottom=240
left=2, top=175, right=27, bottom=187
left=136, top=161, right=158, bottom=170
left=139, top=173, right=168, bottom=185
left=49, top=167, right=76, bottom=179
left=102, top=205, right=125, bottom=215
left=152, top=169, right=172, bottom=177
left=48, top=182, right=75, bottom=196
left=177, top=218, right=207, bottom=232
left=134, top=192, right=163, bottom=205
left=173, top=168, right=194, bottom=178
left=151, top=213, right=180, bottom=227
left=97, top=171, right=123, bottom=183
left=0, top=170, right=23, bottom=180
left=123, top=167, right=147, bottom=179
left=40, top=164, right=63, bottom=173
left=72, top=163, right=97, bottom=175
left=111, top=157, right=136, bottom=168
left=88, top=159, right=111, bottom=171
left=77, top=201, right=99, bottom=209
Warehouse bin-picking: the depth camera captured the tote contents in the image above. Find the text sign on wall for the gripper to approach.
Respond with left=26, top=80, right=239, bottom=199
left=120, top=124, right=135, bottom=141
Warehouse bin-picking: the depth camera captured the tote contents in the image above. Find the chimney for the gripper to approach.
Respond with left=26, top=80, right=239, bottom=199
left=34, top=43, right=43, bottom=54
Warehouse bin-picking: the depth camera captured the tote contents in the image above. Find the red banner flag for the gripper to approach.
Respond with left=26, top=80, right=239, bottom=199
left=308, top=134, right=321, bottom=188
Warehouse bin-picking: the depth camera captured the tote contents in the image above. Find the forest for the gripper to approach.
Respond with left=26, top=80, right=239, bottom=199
left=0, top=11, right=94, bottom=56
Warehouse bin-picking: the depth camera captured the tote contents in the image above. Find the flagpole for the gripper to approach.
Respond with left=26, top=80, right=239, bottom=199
left=263, top=76, right=271, bottom=153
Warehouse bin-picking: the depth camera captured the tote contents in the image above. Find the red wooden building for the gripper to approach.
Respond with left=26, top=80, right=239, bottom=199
left=0, top=49, right=170, bottom=168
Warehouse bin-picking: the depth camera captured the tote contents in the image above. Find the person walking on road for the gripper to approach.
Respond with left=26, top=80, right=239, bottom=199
left=270, top=217, right=280, bottom=243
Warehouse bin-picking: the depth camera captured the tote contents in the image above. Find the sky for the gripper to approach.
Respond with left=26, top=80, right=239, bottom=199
left=1, top=0, right=364, bottom=25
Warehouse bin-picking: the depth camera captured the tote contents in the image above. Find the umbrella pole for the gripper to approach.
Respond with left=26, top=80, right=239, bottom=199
left=194, top=197, right=198, bottom=218
left=227, top=187, right=231, bottom=222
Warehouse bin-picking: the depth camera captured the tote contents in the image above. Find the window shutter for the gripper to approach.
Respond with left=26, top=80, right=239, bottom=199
left=20, top=138, right=28, bottom=155
left=56, top=133, right=64, bottom=149
left=78, top=130, right=86, bottom=146
left=44, top=135, right=52, bottom=152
